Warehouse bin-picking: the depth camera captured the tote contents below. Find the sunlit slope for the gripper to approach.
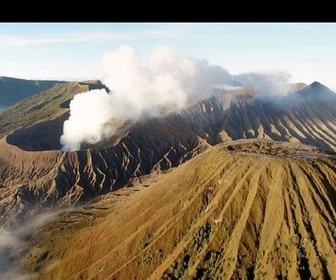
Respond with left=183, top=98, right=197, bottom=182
left=23, top=140, right=336, bottom=280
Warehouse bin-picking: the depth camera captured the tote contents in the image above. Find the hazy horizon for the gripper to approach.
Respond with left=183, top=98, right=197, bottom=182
left=1, top=23, right=336, bottom=91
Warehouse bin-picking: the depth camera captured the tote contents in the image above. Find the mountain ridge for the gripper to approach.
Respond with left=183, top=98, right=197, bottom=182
left=0, top=78, right=335, bottom=279
left=0, top=76, right=69, bottom=107
left=1, top=80, right=336, bottom=227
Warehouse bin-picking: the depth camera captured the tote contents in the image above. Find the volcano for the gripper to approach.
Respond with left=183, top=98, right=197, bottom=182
left=21, top=140, right=336, bottom=279
left=0, top=79, right=335, bottom=279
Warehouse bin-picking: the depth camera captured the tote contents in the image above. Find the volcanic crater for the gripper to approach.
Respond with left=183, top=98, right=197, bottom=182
left=0, top=80, right=336, bottom=280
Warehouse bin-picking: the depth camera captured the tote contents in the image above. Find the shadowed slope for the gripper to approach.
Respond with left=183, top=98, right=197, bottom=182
left=0, top=76, right=67, bottom=107
left=21, top=140, right=336, bottom=280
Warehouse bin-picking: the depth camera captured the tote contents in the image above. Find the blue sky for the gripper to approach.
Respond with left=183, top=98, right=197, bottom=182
left=1, top=22, right=336, bottom=90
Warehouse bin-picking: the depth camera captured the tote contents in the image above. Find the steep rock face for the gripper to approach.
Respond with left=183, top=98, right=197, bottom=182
left=20, top=140, right=336, bottom=280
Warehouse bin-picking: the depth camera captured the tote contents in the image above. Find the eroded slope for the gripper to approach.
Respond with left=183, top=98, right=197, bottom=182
left=20, top=140, right=336, bottom=280
left=1, top=82, right=336, bottom=229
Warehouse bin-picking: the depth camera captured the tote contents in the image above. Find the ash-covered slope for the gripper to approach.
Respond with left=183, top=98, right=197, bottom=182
left=1, top=81, right=336, bottom=227
left=0, top=122, right=208, bottom=227
left=176, top=81, right=336, bottom=151
left=6, top=81, right=336, bottom=152
left=20, top=140, right=336, bottom=280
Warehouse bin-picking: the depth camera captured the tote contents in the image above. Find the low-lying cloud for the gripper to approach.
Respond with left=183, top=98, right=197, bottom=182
left=60, top=45, right=292, bottom=151
left=0, top=229, right=29, bottom=280
left=0, top=209, right=73, bottom=280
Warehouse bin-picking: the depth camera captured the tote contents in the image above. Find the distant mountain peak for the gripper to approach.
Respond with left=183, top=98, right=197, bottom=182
left=310, top=81, right=328, bottom=89
left=297, top=81, right=336, bottom=100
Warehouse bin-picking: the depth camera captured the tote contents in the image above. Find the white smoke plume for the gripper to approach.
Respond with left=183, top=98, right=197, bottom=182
left=60, top=45, right=231, bottom=150
left=234, top=70, right=293, bottom=96
left=60, top=45, right=291, bottom=151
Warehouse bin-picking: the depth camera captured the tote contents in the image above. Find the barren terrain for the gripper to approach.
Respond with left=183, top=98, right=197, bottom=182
left=0, top=80, right=335, bottom=279
left=20, top=140, right=336, bottom=280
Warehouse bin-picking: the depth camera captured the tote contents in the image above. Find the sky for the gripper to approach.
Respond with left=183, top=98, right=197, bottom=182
left=1, top=22, right=336, bottom=90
